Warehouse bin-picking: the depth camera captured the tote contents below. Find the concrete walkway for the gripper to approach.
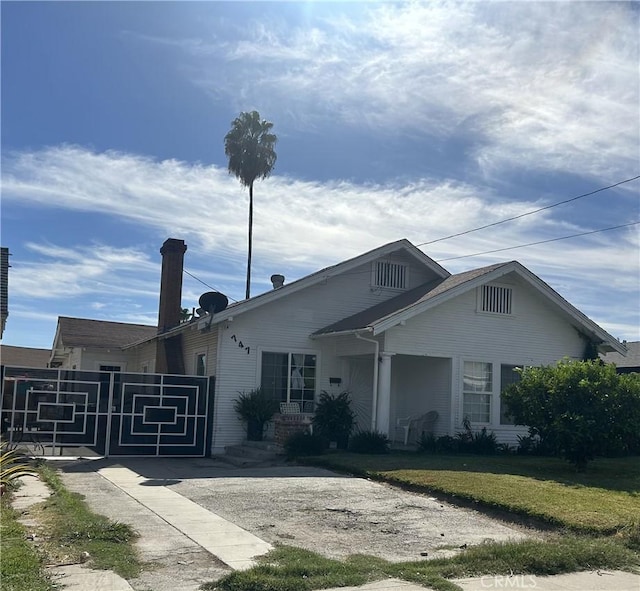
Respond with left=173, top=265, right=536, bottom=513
left=97, top=464, right=273, bottom=570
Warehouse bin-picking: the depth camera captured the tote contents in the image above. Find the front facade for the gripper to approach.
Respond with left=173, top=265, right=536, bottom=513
left=43, top=238, right=627, bottom=454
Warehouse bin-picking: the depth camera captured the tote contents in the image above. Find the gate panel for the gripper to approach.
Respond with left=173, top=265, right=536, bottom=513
left=1, top=367, right=212, bottom=457
left=108, top=373, right=211, bottom=456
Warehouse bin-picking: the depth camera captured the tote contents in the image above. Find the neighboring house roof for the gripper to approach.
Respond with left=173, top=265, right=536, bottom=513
left=0, top=345, right=51, bottom=368
left=314, top=263, right=507, bottom=337
left=600, top=341, right=640, bottom=370
left=55, top=316, right=157, bottom=349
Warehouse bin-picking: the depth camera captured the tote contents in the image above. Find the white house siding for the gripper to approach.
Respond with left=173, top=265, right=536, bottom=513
left=181, top=326, right=218, bottom=376
left=126, top=340, right=157, bottom=373
left=208, top=253, right=437, bottom=452
left=74, top=348, right=131, bottom=372
left=383, top=273, right=586, bottom=446
left=390, top=356, right=451, bottom=440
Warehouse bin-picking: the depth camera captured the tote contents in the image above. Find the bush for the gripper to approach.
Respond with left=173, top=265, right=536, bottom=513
left=312, top=391, right=355, bottom=450
left=417, top=432, right=438, bottom=453
left=349, top=431, right=390, bottom=454
left=502, top=359, right=640, bottom=469
left=284, top=432, right=325, bottom=458
left=233, top=387, right=279, bottom=441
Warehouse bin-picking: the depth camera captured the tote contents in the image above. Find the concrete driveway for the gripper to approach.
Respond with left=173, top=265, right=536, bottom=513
left=57, top=456, right=533, bottom=590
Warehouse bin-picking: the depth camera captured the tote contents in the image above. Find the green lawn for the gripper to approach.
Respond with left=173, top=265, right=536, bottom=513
left=305, top=453, right=640, bottom=533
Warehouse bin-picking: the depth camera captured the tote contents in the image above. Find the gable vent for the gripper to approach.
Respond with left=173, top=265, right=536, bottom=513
left=374, top=261, right=407, bottom=289
left=481, top=284, right=512, bottom=315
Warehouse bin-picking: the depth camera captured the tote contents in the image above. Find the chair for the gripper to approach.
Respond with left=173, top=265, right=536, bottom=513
left=396, top=410, right=439, bottom=445
left=279, top=402, right=301, bottom=415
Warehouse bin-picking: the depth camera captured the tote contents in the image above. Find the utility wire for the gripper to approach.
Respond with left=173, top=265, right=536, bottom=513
left=417, top=175, right=640, bottom=247
left=438, top=221, right=639, bottom=262
left=183, top=268, right=239, bottom=303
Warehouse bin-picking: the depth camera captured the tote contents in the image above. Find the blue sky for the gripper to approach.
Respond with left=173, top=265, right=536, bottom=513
left=1, top=1, right=639, bottom=349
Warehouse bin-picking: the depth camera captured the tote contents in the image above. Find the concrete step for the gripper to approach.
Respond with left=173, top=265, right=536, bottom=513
left=224, top=444, right=282, bottom=460
left=214, top=441, right=286, bottom=468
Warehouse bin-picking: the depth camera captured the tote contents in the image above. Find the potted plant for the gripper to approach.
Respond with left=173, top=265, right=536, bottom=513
left=233, top=387, right=279, bottom=442
left=312, top=390, right=355, bottom=450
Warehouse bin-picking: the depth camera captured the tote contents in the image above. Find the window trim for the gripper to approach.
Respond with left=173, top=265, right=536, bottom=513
left=195, top=352, right=207, bottom=376
left=258, top=347, right=320, bottom=405
left=461, top=360, right=493, bottom=424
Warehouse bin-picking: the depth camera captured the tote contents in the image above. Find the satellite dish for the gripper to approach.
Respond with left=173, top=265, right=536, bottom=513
left=198, top=291, right=229, bottom=315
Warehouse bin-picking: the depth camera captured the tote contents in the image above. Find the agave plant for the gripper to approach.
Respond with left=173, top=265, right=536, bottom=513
left=0, top=440, right=38, bottom=493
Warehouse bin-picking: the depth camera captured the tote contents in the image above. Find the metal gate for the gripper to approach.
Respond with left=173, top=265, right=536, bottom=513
left=1, top=366, right=213, bottom=457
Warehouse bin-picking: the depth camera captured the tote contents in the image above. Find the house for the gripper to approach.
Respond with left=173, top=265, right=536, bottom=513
left=0, top=345, right=51, bottom=368
left=45, top=238, right=627, bottom=454
left=601, top=341, right=639, bottom=374
left=49, top=316, right=157, bottom=371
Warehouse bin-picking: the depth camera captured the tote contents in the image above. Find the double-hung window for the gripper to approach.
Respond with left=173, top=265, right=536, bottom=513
left=261, top=352, right=317, bottom=406
left=462, top=361, right=492, bottom=423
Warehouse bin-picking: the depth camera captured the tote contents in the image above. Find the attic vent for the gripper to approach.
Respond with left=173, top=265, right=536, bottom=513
left=481, top=284, right=512, bottom=315
left=374, top=261, right=407, bottom=289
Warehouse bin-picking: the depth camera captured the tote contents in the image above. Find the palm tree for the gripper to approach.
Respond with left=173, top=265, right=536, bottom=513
left=224, top=111, right=277, bottom=299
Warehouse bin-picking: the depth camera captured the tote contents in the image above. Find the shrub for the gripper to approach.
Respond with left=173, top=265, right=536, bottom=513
left=502, top=359, right=640, bottom=469
left=233, top=387, right=279, bottom=441
left=470, top=427, right=499, bottom=455
left=1, top=441, right=38, bottom=493
left=283, top=432, right=325, bottom=458
left=312, top=391, right=355, bottom=450
left=417, top=432, right=438, bottom=453
left=349, top=430, right=390, bottom=454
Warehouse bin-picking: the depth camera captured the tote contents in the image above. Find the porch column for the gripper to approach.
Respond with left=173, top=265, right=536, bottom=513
left=375, top=352, right=394, bottom=436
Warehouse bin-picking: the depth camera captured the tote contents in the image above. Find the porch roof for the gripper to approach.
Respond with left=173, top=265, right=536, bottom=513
left=312, top=263, right=507, bottom=337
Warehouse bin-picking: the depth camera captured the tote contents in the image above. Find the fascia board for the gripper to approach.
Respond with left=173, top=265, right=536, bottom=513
left=512, top=263, right=626, bottom=354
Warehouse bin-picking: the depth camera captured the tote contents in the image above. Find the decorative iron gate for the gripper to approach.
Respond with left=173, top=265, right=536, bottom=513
left=1, top=366, right=213, bottom=457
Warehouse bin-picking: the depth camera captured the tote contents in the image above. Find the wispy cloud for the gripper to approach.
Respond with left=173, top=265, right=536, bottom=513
left=151, top=2, right=638, bottom=180
left=2, top=144, right=638, bottom=339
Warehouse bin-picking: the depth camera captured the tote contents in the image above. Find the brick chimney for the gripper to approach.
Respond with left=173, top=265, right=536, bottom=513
left=157, top=238, right=187, bottom=333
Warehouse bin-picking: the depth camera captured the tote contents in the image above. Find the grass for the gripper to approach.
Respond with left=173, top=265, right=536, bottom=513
left=304, top=453, right=640, bottom=533
left=34, top=464, right=143, bottom=579
left=204, top=536, right=639, bottom=591
left=0, top=493, right=54, bottom=591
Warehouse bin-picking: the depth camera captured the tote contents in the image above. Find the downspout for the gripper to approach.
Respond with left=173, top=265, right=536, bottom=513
left=355, top=331, right=379, bottom=431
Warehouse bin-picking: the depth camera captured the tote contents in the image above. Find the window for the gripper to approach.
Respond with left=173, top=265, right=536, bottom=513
left=480, top=284, right=513, bottom=315
left=261, top=352, right=317, bottom=405
left=500, top=364, right=521, bottom=425
left=462, top=361, right=492, bottom=423
left=99, top=364, right=122, bottom=372
left=373, top=260, right=407, bottom=289
left=195, top=353, right=206, bottom=376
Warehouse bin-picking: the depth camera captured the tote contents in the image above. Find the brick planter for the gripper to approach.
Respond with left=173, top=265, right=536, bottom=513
left=274, top=413, right=313, bottom=446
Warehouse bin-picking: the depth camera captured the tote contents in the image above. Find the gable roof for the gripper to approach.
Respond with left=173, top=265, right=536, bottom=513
left=0, top=345, right=51, bottom=368
left=54, top=316, right=157, bottom=349
left=191, top=239, right=450, bottom=333
left=313, top=260, right=625, bottom=354
left=313, top=262, right=508, bottom=337
left=600, top=341, right=640, bottom=369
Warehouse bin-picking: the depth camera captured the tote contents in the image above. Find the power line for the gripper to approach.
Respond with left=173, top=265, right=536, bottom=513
left=437, top=221, right=639, bottom=262
left=417, top=175, right=640, bottom=247
left=183, top=268, right=239, bottom=303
